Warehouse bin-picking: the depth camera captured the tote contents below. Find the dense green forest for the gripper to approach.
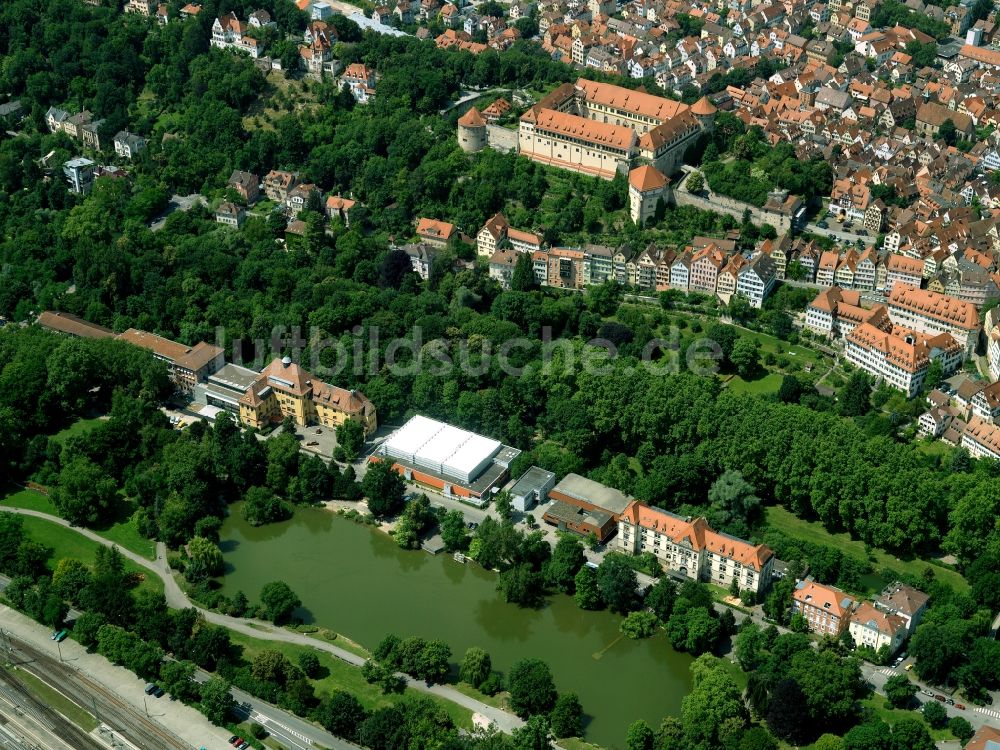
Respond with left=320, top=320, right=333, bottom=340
left=1, top=0, right=999, bottom=615
left=2, top=1, right=1000, bottom=748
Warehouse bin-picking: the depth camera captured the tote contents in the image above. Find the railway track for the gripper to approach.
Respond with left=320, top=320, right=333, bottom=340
left=5, top=635, right=188, bottom=750
left=0, top=665, right=102, bottom=750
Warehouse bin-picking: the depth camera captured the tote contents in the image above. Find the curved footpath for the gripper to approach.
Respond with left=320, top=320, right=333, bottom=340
left=0, top=507, right=524, bottom=733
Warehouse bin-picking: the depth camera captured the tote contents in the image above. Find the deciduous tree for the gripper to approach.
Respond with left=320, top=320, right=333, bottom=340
left=259, top=581, right=302, bottom=624
left=549, top=692, right=583, bottom=738
left=362, top=460, right=405, bottom=518
left=507, top=658, right=557, bottom=718
left=459, top=647, right=492, bottom=689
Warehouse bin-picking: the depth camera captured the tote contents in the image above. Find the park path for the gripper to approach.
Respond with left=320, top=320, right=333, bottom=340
left=0, top=506, right=524, bottom=733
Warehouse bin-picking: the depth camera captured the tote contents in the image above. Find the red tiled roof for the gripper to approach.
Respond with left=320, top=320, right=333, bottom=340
left=458, top=107, right=486, bottom=127
left=888, top=283, right=980, bottom=329
left=629, top=165, right=668, bottom=192
left=532, top=108, right=635, bottom=150
left=37, top=311, right=115, bottom=340
left=575, top=78, right=689, bottom=121
left=793, top=580, right=853, bottom=618
left=416, top=217, right=456, bottom=240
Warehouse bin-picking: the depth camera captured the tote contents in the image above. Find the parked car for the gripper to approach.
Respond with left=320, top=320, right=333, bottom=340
left=230, top=738, right=244, bottom=747
left=228, top=737, right=238, bottom=745
left=935, top=695, right=946, bottom=702
left=955, top=703, right=965, bottom=710
left=817, top=220, right=829, bottom=228
left=144, top=683, right=158, bottom=695
left=905, top=663, right=913, bottom=671
left=921, top=689, right=933, bottom=696
left=947, top=698, right=955, bottom=705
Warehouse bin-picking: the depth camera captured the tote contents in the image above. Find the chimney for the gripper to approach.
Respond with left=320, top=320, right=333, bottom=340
left=282, top=355, right=292, bottom=367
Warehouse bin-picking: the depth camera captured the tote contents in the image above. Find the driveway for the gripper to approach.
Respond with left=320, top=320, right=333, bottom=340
left=149, top=194, right=208, bottom=231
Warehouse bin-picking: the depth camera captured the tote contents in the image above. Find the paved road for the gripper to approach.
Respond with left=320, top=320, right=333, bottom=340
left=861, top=662, right=1000, bottom=733
left=0, top=506, right=524, bottom=735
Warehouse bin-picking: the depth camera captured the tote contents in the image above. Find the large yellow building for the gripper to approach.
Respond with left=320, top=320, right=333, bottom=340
left=239, top=356, right=377, bottom=435
left=518, top=79, right=716, bottom=180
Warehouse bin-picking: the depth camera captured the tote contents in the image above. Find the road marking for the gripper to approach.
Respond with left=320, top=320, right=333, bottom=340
left=975, top=707, right=1000, bottom=719
left=251, top=710, right=313, bottom=747
left=878, top=668, right=897, bottom=676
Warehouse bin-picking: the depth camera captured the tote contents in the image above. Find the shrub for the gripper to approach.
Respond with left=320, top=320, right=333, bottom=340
left=479, top=672, right=503, bottom=696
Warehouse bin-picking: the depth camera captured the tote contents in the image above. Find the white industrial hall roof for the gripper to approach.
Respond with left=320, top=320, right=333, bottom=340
left=382, top=415, right=503, bottom=482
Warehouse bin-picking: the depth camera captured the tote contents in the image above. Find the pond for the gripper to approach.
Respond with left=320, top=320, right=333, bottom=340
left=219, top=506, right=693, bottom=748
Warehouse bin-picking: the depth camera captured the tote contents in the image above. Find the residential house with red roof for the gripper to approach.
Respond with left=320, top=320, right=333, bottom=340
left=848, top=601, right=907, bottom=654
left=416, top=218, right=457, bottom=247
left=618, top=501, right=774, bottom=595
left=792, top=579, right=855, bottom=635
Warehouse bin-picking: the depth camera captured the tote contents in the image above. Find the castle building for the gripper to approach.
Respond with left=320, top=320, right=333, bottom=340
left=518, top=79, right=715, bottom=180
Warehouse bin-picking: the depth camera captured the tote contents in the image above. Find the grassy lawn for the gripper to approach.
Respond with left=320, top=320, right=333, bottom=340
left=726, top=372, right=783, bottom=395
left=915, top=439, right=953, bottom=458
left=97, top=515, right=156, bottom=561
left=717, top=656, right=749, bottom=692
left=95, top=500, right=156, bottom=561
left=50, top=417, right=105, bottom=444
left=15, top=515, right=163, bottom=595
left=1, top=486, right=58, bottom=514
left=13, top=667, right=100, bottom=732
left=766, top=506, right=967, bottom=593
left=228, top=631, right=474, bottom=729
left=557, top=739, right=607, bottom=750
left=451, top=680, right=507, bottom=710
left=860, top=693, right=955, bottom=742
left=738, top=328, right=823, bottom=369
left=1, top=488, right=155, bottom=561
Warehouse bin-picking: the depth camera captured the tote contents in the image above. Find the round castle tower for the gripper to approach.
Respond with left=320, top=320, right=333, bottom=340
left=457, top=106, right=487, bottom=154
left=690, top=96, right=718, bottom=133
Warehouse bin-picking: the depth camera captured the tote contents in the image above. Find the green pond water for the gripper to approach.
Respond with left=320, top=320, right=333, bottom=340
left=218, top=506, right=693, bottom=748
